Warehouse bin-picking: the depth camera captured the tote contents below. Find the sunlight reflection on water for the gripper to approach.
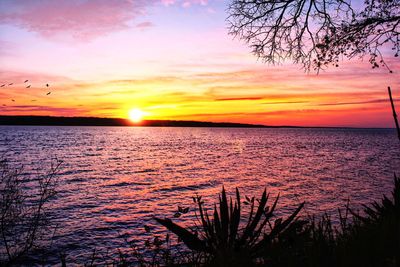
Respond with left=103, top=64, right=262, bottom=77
left=1, top=126, right=399, bottom=263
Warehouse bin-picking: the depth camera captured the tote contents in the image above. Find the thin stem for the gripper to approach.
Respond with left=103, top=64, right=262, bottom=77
left=388, top=87, right=400, bottom=141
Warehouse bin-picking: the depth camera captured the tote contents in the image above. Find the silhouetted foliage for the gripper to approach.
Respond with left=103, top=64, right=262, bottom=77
left=0, top=158, right=60, bottom=266
left=337, top=173, right=400, bottom=267
left=152, top=175, right=400, bottom=267
left=156, top=187, right=306, bottom=266
left=228, top=0, right=400, bottom=71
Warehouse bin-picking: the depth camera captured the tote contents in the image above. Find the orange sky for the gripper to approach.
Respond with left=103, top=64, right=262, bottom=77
left=0, top=0, right=399, bottom=127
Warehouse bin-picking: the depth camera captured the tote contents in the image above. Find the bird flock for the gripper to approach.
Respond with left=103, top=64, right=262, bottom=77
left=1, top=80, right=52, bottom=106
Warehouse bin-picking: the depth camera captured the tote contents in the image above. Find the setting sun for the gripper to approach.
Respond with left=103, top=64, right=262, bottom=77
left=128, top=108, right=144, bottom=123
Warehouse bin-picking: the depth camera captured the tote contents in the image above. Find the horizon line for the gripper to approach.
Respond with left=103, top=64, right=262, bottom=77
left=0, top=115, right=397, bottom=130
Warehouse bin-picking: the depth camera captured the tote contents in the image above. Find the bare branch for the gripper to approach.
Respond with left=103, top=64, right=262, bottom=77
left=227, top=0, right=399, bottom=71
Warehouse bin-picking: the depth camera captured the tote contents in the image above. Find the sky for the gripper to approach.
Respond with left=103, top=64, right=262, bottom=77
left=0, top=0, right=399, bottom=127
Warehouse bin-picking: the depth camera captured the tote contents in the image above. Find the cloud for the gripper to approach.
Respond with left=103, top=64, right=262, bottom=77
left=135, top=21, right=154, bottom=29
left=318, top=98, right=400, bottom=106
left=160, top=0, right=176, bottom=6
left=168, top=108, right=367, bottom=119
left=167, top=106, right=393, bottom=127
left=0, top=40, right=16, bottom=57
left=0, top=67, right=397, bottom=127
left=262, top=101, right=310, bottom=105
left=215, top=97, right=264, bottom=101
left=161, top=0, right=208, bottom=7
left=0, top=105, right=87, bottom=116
left=0, top=70, right=72, bottom=83
left=0, top=0, right=156, bottom=40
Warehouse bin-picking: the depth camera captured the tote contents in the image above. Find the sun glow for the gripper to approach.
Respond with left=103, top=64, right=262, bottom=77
left=128, top=108, right=144, bottom=123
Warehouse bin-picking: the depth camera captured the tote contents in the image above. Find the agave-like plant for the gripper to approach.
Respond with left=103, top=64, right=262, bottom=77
left=352, top=173, right=400, bottom=223
left=155, top=187, right=305, bottom=266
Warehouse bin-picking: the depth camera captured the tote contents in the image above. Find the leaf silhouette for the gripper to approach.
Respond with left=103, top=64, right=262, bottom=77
left=154, top=218, right=208, bottom=252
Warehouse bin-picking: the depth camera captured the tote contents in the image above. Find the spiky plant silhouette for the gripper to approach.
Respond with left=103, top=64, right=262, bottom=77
left=155, top=187, right=305, bottom=266
left=354, top=173, right=400, bottom=223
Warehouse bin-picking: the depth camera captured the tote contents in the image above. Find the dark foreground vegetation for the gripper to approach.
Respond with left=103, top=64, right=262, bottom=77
left=154, top=179, right=400, bottom=267
left=0, top=156, right=399, bottom=267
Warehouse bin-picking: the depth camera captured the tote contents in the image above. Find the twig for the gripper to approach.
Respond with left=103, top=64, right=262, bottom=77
left=388, top=87, right=400, bottom=141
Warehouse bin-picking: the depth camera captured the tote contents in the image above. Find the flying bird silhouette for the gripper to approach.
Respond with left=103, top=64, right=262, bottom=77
left=46, top=83, right=49, bottom=87
left=0, top=84, right=5, bottom=87
left=26, top=85, right=31, bottom=88
left=11, top=99, right=15, bottom=102
left=8, top=83, right=13, bottom=86
left=24, top=80, right=29, bottom=83
left=46, top=92, right=51, bottom=95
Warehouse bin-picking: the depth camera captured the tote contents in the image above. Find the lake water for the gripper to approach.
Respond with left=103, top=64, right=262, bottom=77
left=1, top=126, right=399, bottom=263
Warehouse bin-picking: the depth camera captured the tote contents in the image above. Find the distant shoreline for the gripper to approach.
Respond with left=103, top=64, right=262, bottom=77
left=0, top=115, right=394, bottom=129
left=0, top=115, right=270, bottom=128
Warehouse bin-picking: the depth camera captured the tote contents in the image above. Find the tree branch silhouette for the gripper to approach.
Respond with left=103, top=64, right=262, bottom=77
left=228, top=0, right=400, bottom=72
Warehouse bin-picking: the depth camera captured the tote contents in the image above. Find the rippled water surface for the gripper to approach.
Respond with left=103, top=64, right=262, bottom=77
left=1, top=126, right=399, bottom=262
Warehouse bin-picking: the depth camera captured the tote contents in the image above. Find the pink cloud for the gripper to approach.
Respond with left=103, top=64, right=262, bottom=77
left=135, top=21, right=154, bottom=30
left=0, top=0, right=156, bottom=40
left=160, top=0, right=208, bottom=8
left=161, top=0, right=176, bottom=6
left=0, top=40, right=15, bottom=57
left=206, top=7, right=216, bottom=14
left=182, top=0, right=208, bottom=8
left=0, top=70, right=72, bottom=84
left=0, top=105, right=88, bottom=116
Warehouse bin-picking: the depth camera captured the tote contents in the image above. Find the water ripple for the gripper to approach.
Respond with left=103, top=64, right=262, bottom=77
left=1, top=126, right=399, bottom=264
